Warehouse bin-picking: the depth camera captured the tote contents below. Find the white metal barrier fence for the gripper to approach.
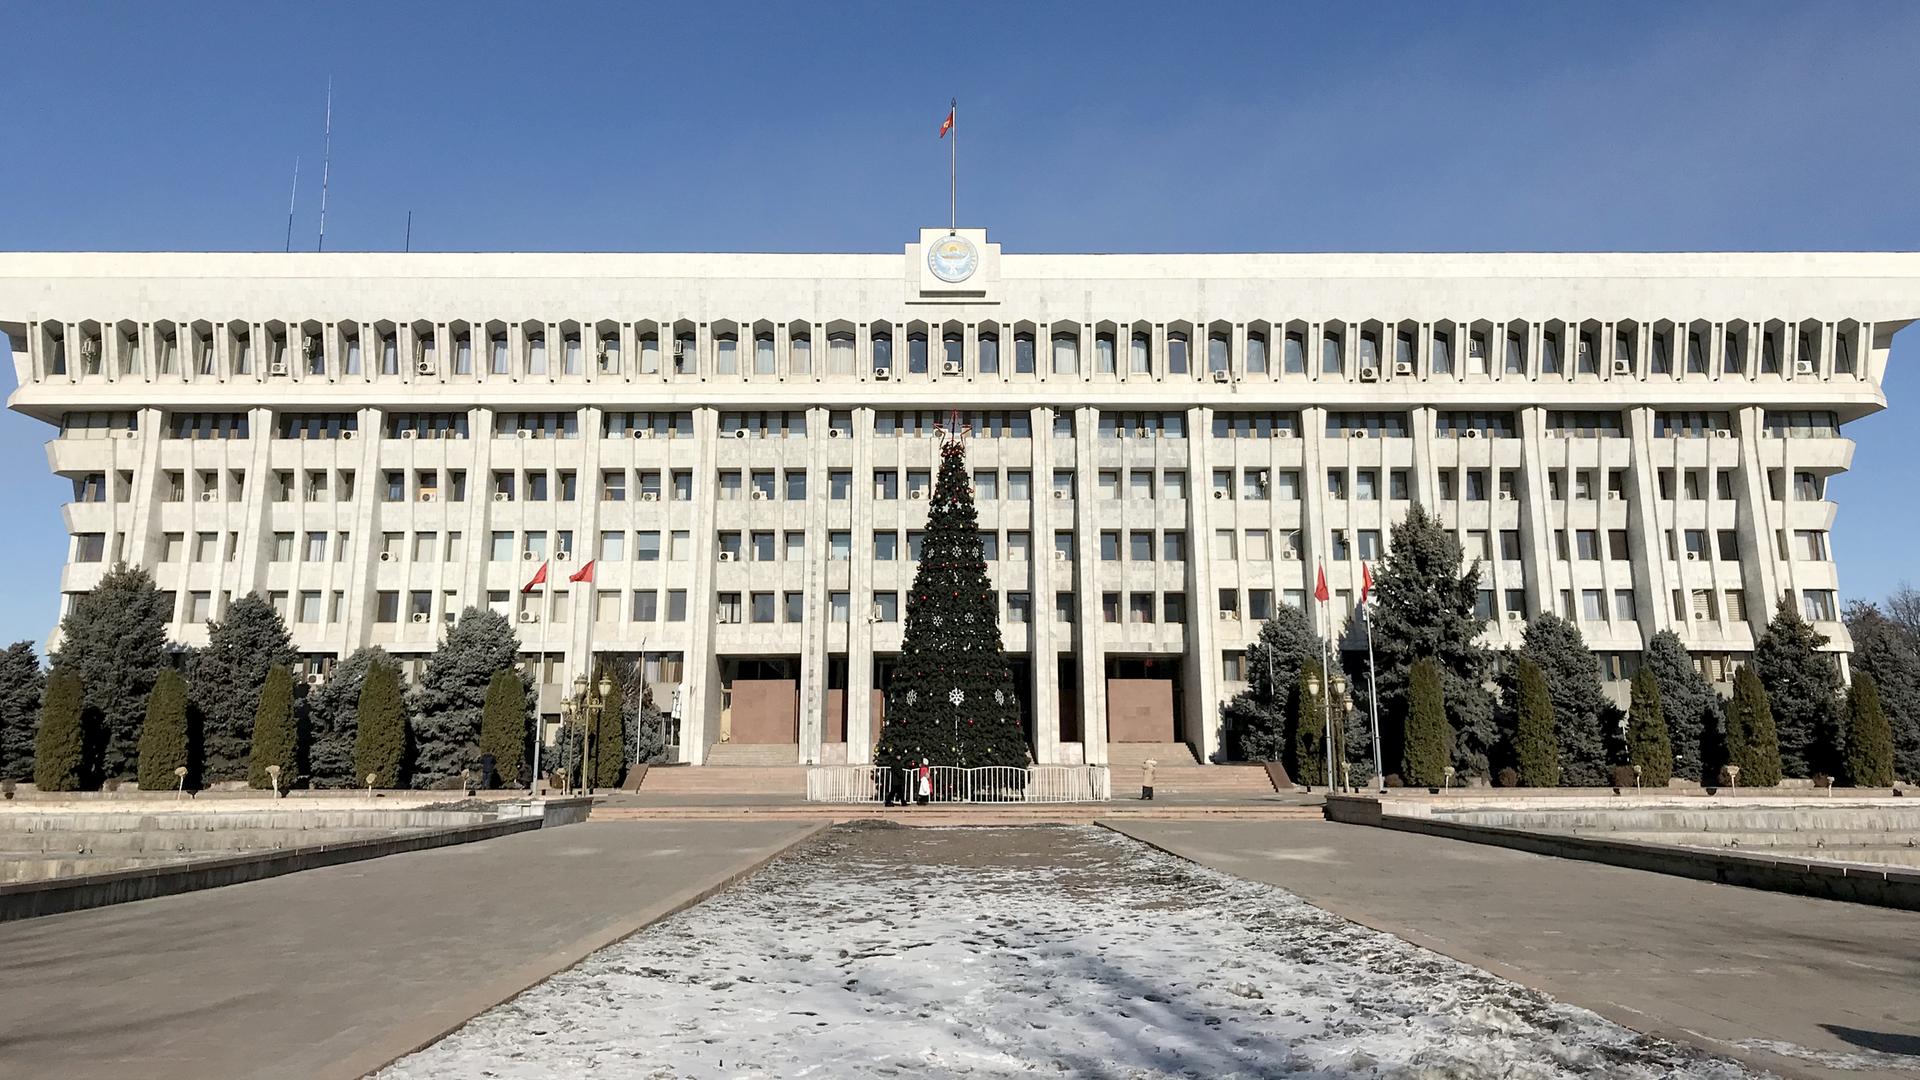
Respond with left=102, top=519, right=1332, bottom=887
left=806, top=765, right=1112, bottom=804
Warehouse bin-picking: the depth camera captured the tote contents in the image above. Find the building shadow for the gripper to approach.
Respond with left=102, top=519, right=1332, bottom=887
left=1819, top=1023, right=1920, bottom=1058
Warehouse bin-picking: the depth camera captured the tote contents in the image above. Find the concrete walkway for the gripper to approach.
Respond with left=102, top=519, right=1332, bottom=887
left=0, top=819, right=824, bottom=1080
left=1108, top=819, right=1920, bottom=1080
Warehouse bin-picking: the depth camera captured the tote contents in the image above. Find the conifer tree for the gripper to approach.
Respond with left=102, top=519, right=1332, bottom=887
left=622, top=670, right=671, bottom=767
left=1753, top=596, right=1842, bottom=777
left=1222, top=604, right=1324, bottom=761
left=591, top=660, right=626, bottom=789
left=49, top=564, right=172, bottom=780
left=1641, top=630, right=1719, bottom=782
left=1626, top=667, right=1674, bottom=787
left=247, top=665, right=299, bottom=790
left=477, top=669, right=528, bottom=789
left=411, top=608, right=529, bottom=787
left=1365, top=505, right=1495, bottom=777
left=136, top=669, right=192, bottom=791
left=1505, top=614, right=1611, bottom=785
left=0, top=641, right=46, bottom=781
left=874, top=424, right=1026, bottom=769
left=191, top=592, right=297, bottom=782
left=1726, top=667, right=1782, bottom=786
left=1511, top=658, right=1560, bottom=787
left=1842, top=601, right=1920, bottom=783
left=304, top=646, right=392, bottom=788
left=34, top=670, right=88, bottom=791
left=1403, top=658, right=1451, bottom=788
left=352, top=659, right=407, bottom=788
left=1844, top=672, right=1895, bottom=787
left=1285, top=658, right=1326, bottom=787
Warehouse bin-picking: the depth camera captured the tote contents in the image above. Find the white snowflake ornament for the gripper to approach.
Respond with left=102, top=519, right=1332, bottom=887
left=949, top=688, right=965, bottom=706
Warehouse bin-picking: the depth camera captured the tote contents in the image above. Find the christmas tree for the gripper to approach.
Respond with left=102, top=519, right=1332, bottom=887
left=875, top=418, right=1027, bottom=769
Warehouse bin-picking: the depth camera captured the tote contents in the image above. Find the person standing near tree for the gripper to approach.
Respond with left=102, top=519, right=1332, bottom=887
left=916, top=758, right=931, bottom=805
left=1141, top=758, right=1157, bottom=801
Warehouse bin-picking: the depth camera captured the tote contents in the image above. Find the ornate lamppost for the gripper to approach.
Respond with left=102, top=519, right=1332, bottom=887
left=562, top=671, right=616, bottom=794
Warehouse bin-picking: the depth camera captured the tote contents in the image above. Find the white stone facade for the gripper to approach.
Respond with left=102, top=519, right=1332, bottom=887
left=4, top=236, right=1915, bottom=766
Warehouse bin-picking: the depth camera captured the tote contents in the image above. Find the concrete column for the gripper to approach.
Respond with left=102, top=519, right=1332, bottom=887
left=1027, top=404, right=1061, bottom=764
left=845, top=405, right=877, bottom=764
left=1072, top=404, right=1108, bottom=764
left=1183, top=403, right=1222, bottom=762
left=796, top=404, right=829, bottom=765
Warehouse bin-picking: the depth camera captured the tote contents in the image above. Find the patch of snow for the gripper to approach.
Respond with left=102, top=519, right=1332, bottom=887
left=380, top=826, right=1775, bottom=1079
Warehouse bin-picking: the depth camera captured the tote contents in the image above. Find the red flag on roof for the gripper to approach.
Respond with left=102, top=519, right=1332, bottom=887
left=1314, top=563, right=1330, bottom=604
left=1361, top=562, right=1373, bottom=606
left=521, top=561, right=548, bottom=593
left=567, top=559, right=596, bottom=584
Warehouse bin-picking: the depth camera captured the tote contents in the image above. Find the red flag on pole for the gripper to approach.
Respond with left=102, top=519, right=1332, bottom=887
left=567, top=559, right=596, bottom=584
left=521, top=561, right=548, bottom=593
left=1314, top=563, right=1330, bottom=603
left=938, top=102, right=954, bottom=139
left=1360, top=562, right=1373, bottom=606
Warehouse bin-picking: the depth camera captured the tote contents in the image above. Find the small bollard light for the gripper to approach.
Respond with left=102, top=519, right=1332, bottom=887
left=365, top=772, right=379, bottom=796
left=1632, top=763, right=1644, bottom=791
left=1443, top=766, right=1456, bottom=792
left=1726, top=764, right=1741, bottom=790
left=174, top=765, right=188, bottom=799
left=266, top=763, right=281, bottom=799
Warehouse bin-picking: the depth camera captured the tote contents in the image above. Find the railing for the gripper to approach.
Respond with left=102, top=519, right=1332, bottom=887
left=806, top=765, right=1111, bottom=804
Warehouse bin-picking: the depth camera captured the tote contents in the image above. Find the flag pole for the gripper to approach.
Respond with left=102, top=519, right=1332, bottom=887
left=949, top=98, right=957, bottom=231
left=531, top=565, right=550, bottom=794
left=1364, top=585, right=1384, bottom=794
left=1319, top=567, right=1336, bottom=794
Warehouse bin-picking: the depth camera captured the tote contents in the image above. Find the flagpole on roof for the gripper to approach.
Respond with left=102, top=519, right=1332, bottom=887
left=949, top=97, right=957, bottom=232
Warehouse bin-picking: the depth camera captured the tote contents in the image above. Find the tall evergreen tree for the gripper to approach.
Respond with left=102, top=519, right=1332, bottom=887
left=1843, top=672, right=1895, bottom=787
left=1641, top=630, right=1719, bottom=782
left=1753, top=596, right=1842, bottom=777
left=1726, top=667, right=1783, bottom=787
left=477, top=669, right=529, bottom=789
left=1221, top=604, right=1324, bottom=761
left=1285, top=658, right=1326, bottom=787
left=136, top=669, right=193, bottom=791
left=0, top=641, right=45, bottom=781
left=1843, top=601, right=1920, bottom=783
left=622, top=669, right=672, bottom=767
left=874, top=426, right=1026, bottom=769
left=1510, top=658, right=1560, bottom=787
left=248, top=665, right=299, bottom=790
left=304, top=646, right=393, bottom=788
left=34, top=670, right=88, bottom=792
left=1366, top=505, right=1496, bottom=777
left=48, top=564, right=171, bottom=780
left=410, top=608, right=528, bottom=787
left=1403, top=658, right=1451, bottom=788
left=352, top=659, right=407, bottom=788
left=590, top=660, right=626, bottom=789
left=190, top=592, right=297, bottom=782
left=1506, top=614, right=1611, bottom=785
left=1626, top=667, right=1674, bottom=787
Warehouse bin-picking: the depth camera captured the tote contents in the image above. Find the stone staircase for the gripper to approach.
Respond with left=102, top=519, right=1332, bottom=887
left=1105, top=743, right=1201, bottom=768
left=702, top=743, right=801, bottom=767
left=639, top=764, right=808, bottom=795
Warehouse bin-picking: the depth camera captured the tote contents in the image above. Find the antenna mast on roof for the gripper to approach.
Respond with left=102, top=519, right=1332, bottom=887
left=317, top=77, right=333, bottom=253
left=284, top=156, right=299, bottom=253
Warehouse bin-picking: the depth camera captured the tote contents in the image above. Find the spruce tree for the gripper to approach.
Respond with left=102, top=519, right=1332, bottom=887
left=136, top=669, right=192, bottom=791
left=477, top=669, right=528, bottom=789
left=591, top=660, right=626, bottom=789
left=874, top=426, right=1026, bottom=769
left=1843, top=601, right=1920, bottom=783
left=352, top=659, right=407, bottom=788
left=1843, top=672, right=1895, bottom=787
left=191, top=592, right=297, bottom=782
left=1285, top=658, right=1326, bottom=787
left=304, top=646, right=393, bottom=788
left=34, top=670, right=88, bottom=792
left=410, top=608, right=529, bottom=787
left=1366, top=505, right=1496, bottom=778
left=1403, top=658, right=1451, bottom=788
left=0, top=641, right=46, bottom=781
left=1727, top=667, right=1783, bottom=787
left=247, top=665, right=299, bottom=790
left=1222, top=604, right=1324, bottom=761
left=1626, top=667, right=1674, bottom=787
left=49, top=564, right=171, bottom=780
left=622, top=670, right=671, bottom=767
left=1753, top=596, right=1842, bottom=778
left=1511, top=658, right=1560, bottom=787
left=1641, top=630, right=1719, bottom=782
left=1507, top=614, right=1611, bottom=785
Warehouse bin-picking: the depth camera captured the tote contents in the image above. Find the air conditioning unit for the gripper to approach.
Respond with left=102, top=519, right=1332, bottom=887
left=306, top=673, right=326, bottom=686
left=1280, top=548, right=1299, bottom=561
left=199, top=491, right=217, bottom=503
left=717, top=551, right=737, bottom=563
left=339, top=430, right=356, bottom=441
left=1219, top=610, right=1240, bottom=621
left=554, top=550, right=571, bottom=562
left=1052, top=489, right=1067, bottom=500
left=1462, top=428, right=1482, bottom=440
left=1211, top=489, right=1226, bottom=500
left=874, top=367, right=892, bottom=380
left=1613, top=360, right=1632, bottom=376
left=1498, top=491, right=1515, bottom=502
left=121, top=429, right=139, bottom=440
left=1211, top=370, right=1230, bottom=383
left=378, top=551, right=394, bottom=562
left=1606, top=491, right=1622, bottom=501
left=399, top=429, right=418, bottom=440
left=941, top=361, right=963, bottom=375
left=522, top=550, right=539, bottom=562
left=634, top=428, right=655, bottom=439
left=827, top=427, right=845, bottom=440
left=516, top=429, right=532, bottom=440
left=410, top=612, right=429, bottom=624
left=419, top=491, right=436, bottom=503
left=730, top=429, right=748, bottom=441
left=1273, top=428, right=1294, bottom=439
left=1693, top=610, right=1709, bottom=621
left=269, top=361, right=290, bottom=377
left=416, top=361, right=435, bottom=376
left=519, top=611, right=540, bottom=624
left=671, top=339, right=686, bottom=359
left=909, top=489, right=925, bottom=500
left=1795, top=360, right=1815, bottom=376
left=1053, top=550, right=1067, bottom=562
left=492, top=491, right=509, bottom=502
left=1350, top=430, right=1368, bottom=440
left=1685, top=551, right=1699, bottom=561
left=639, top=492, right=660, bottom=502
left=1712, top=429, right=1733, bottom=439
left=1505, top=610, right=1524, bottom=622
left=1393, top=362, right=1414, bottom=377
left=1359, top=366, right=1380, bottom=382
left=750, top=489, right=768, bottom=501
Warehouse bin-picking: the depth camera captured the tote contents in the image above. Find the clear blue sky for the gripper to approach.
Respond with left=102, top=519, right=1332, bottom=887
left=2, top=2, right=1917, bottom=652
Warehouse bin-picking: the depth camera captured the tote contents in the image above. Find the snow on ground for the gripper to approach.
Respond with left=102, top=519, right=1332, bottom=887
left=380, top=825, right=1770, bottom=1079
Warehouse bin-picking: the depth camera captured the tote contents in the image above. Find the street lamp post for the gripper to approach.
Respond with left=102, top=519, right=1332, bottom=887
left=566, top=671, right=616, bottom=794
